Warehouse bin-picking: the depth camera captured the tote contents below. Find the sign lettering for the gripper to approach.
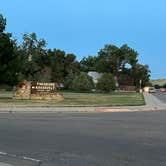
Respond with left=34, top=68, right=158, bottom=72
left=31, top=82, right=57, bottom=94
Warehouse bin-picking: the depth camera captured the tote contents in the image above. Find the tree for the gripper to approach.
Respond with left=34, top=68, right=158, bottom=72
left=47, top=49, right=80, bottom=84
left=163, top=83, right=166, bottom=89
left=154, top=84, right=161, bottom=89
left=0, top=14, right=20, bottom=85
left=132, top=64, right=151, bottom=88
left=65, top=53, right=80, bottom=75
left=20, top=33, right=47, bottom=81
left=96, top=73, right=116, bottom=92
left=64, top=72, right=75, bottom=90
left=71, top=72, right=94, bottom=92
left=80, top=56, right=97, bottom=72
left=80, top=44, right=150, bottom=88
left=0, top=14, right=6, bottom=33
left=49, top=49, right=66, bottom=84
left=96, top=45, right=120, bottom=74
left=94, top=44, right=138, bottom=76
left=119, top=44, right=138, bottom=71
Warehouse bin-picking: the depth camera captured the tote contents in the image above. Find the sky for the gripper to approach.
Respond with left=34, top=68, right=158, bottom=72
left=1, top=0, right=166, bottom=79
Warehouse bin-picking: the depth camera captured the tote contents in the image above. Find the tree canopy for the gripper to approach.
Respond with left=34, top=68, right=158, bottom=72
left=0, top=14, right=6, bottom=33
left=0, top=13, right=151, bottom=89
left=0, top=14, right=20, bottom=85
left=80, top=44, right=150, bottom=87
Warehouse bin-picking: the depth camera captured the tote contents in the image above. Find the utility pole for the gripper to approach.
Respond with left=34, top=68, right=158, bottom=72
left=139, top=79, right=142, bottom=93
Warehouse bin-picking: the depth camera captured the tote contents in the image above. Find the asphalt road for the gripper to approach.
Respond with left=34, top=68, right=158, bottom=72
left=153, top=91, right=166, bottom=103
left=0, top=111, right=166, bottom=166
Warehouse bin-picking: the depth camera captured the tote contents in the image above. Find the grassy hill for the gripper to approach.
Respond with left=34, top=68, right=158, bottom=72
left=151, top=79, right=166, bottom=86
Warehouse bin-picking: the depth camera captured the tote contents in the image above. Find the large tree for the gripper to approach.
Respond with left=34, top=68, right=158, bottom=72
left=0, top=14, right=6, bottom=33
left=96, top=44, right=120, bottom=74
left=0, top=14, right=20, bottom=85
left=96, top=44, right=138, bottom=75
left=80, top=44, right=138, bottom=76
left=47, top=49, right=80, bottom=84
left=80, top=44, right=150, bottom=87
left=132, top=63, right=151, bottom=88
left=80, top=56, right=98, bottom=72
left=20, top=32, right=47, bottom=81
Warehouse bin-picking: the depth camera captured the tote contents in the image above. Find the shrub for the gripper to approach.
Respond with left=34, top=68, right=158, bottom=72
left=96, top=73, right=116, bottom=92
left=72, top=72, right=94, bottom=92
left=64, top=72, right=75, bottom=90
left=154, top=84, right=161, bottom=89
left=163, top=83, right=166, bottom=88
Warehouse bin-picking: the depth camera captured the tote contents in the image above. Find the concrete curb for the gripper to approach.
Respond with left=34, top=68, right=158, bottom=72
left=0, top=105, right=166, bottom=113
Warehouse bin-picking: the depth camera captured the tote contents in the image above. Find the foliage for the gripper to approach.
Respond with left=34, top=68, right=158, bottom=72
left=20, top=32, right=47, bottom=81
left=154, top=84, right=161, bottom=89
left=79, top=44, right=148, bottom=88
left=71, top=72, right=94, bottom=92
left=47, top=49, right=80, bottom=84
left=80, top=56, right=97, bottom=72
left=96, top=45, right=120, bottom=74
left=132, top=64, right=151, bottom=88
left=0, top=14, right=6, bottom=33
left=96, top=73, right=116, bottom=92
left=96, top=44, right=138, bottom=75
left=0, top=15, right=21, bottom=85
left=0, top=13, right=151, bottom=90
left=163, top=83, right=166, bottom=89
left=64, top=72, right=75, bottom=90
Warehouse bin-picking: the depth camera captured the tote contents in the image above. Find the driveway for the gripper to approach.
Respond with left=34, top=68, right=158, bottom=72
left=152, top=91, right=166, bottom=103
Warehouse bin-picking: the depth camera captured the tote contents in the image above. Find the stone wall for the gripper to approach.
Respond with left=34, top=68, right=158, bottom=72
left=13, top=81, right=31, bottom=99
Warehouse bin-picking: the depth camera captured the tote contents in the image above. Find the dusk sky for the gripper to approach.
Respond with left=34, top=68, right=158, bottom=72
left=1, top=0, right=166, bottom=79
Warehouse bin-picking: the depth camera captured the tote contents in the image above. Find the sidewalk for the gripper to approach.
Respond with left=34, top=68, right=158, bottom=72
left=143, top=92, right=166, bottom=107
left=0, top=93, right=165, bottom=113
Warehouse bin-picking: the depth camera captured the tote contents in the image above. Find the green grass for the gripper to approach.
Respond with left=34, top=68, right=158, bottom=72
left=0, top=90, right=145, bottom=107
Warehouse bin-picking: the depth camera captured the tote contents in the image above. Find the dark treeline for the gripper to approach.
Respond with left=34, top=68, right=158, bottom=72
left=0, top=14, right=151, bottom=91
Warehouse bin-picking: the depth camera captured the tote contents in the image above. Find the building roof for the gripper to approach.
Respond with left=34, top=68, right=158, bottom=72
left=88, top=71, right=103, bottom=83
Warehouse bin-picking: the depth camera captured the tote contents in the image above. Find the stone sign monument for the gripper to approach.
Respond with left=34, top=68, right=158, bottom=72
left=14, top=81, right=64, bottom=100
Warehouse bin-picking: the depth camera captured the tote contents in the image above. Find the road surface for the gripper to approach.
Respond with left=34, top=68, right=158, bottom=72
left=0, top=111, right=166, bottom=166
left=153, top=91, right=166, bottom=103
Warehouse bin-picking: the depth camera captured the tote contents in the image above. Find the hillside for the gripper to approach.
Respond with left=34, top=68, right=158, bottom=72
left=151, top=79, right=166, bottom=86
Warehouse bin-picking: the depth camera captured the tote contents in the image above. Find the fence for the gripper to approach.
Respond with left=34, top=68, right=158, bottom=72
left=119, top=85, right=137, bottom=92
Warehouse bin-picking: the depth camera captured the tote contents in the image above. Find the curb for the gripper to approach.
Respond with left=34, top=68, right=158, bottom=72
left=0, top=106, right=166, bottom=113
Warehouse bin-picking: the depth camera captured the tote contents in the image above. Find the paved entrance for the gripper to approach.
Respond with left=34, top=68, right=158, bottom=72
left=143, top=92, right=166, bottom=107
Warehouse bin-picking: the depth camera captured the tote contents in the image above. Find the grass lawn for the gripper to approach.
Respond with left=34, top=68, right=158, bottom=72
left=0, top=90, right=145, bottom=107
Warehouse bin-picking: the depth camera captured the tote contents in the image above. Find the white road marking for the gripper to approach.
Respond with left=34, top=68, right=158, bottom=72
left=23, top=156, right=41, bottom=162
left=0, top=152, right=7, bottom=155
left=0, top=151, right=41, bottom=164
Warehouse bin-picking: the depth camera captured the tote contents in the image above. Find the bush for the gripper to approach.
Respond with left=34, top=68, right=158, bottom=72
left=96, top=73, right=116, bottom=92
left=72, top=72, right=94, bottom=92
left=163, top=83, right=166, bottom=88
left=64, top=72, right=75, bottom=90
left=154, top=84, right=161, bottom=89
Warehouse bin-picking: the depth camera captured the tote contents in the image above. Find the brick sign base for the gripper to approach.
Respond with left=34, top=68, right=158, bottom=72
left=14, top=81, right=63, bottom=101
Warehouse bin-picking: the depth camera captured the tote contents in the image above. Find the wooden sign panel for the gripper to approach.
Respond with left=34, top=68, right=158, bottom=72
left=31, top=82, right=56, bottom=94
